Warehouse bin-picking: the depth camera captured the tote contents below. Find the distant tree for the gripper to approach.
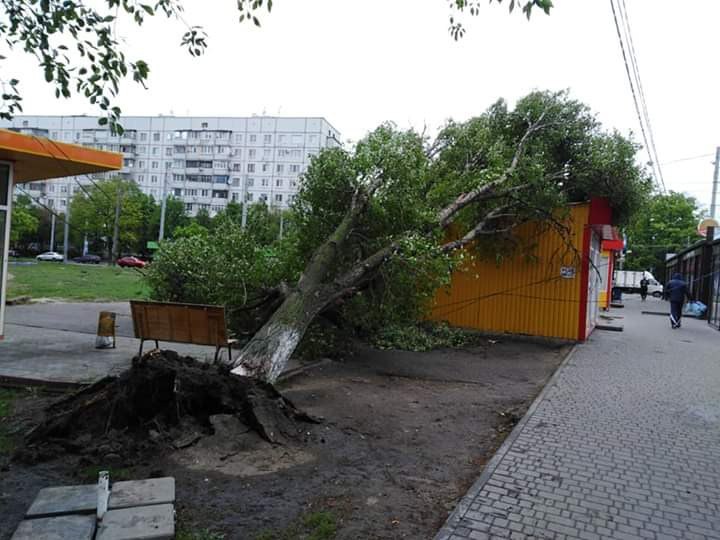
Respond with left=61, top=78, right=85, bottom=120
left=149, top=197, right=190, bottom=240
left=69, top=178, right=155, bottom=256
left=9, top=194, right=39, bottom=246
left=0, top=1, right=552, bottom=130
left=173, top=221, right=209, bottom=239
left=193, top=208, right=213, bottom=230
left=624, top=192, right=702, bottom=278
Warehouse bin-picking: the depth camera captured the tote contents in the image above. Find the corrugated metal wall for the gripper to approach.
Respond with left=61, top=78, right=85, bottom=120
left=429, top=204, right=589, bottom=340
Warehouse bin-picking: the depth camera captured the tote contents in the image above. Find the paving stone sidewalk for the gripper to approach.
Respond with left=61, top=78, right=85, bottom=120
left=436, top=297, right=720, bottom=540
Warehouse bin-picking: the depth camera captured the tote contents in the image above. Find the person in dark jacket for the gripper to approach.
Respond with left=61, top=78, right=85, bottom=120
left=665, top=273, right=691, bottom=329
left=639, top=276, right=649, bottom=301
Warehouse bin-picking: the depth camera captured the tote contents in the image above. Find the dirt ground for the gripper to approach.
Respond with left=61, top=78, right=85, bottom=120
left=0, top=339, right=568, bottom=540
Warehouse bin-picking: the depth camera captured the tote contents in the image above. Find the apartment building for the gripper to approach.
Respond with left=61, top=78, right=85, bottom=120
left=0, top=115, right=341, bottom=214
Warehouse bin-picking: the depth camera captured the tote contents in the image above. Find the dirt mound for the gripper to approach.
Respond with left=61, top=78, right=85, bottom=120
left=17, top=350, right=318, bottom=464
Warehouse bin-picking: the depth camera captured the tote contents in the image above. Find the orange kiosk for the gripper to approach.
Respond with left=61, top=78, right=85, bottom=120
left=0, top=129, right=122, bottom=339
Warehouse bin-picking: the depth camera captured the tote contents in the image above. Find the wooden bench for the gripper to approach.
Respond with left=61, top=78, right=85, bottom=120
left=129, top=301, right=236, bottom=362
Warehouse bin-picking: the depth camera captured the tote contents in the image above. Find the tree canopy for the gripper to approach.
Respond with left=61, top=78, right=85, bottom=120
left=9, top=194, right=39, bottom=245
left=624, top=191, right=702, bottom=277
left=0, top=0, right=551, bottom=131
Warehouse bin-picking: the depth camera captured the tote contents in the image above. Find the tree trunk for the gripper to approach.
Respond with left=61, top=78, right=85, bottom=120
left=230, top=288, right=325, bottom=383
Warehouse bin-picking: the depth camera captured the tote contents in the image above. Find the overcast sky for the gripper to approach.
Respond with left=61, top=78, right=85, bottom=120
left=6, top=0, right=719, bottom=211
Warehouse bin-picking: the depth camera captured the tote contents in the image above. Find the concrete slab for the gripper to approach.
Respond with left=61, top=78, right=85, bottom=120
left=108, top=477, right=175, bottom=510
left=96, top=504, right=175, bottom=540
left=26, top=485, right=97, bottom=518
left=11, top=514, right=96, bottom=540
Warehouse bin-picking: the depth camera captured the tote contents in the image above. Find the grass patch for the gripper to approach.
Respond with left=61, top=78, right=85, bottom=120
left=77, top=465, right=133, bottom=483
left=0, top=388, right=21, bottom=455
left=7, top=261, right=149, bottom=301
left=176, top=529, right=225, bottom=540
left=255, top=511, right=337, bottom=540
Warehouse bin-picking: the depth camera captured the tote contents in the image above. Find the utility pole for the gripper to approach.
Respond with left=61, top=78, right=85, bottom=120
left=49, top=213, right=56, bottom=252
left=711, top=146, right=720, bottom=220
left=241, top=178, right=248, bottom=229
left=158, top=172, right=167, bottom=241
left=279, top=211, right=284, bottom=240
left=111, top=186, right=122, bottom=265
left=63, top=203, right=70, bottom=263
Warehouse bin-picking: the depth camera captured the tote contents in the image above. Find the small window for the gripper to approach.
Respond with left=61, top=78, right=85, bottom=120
left=201, top=122, right=208, bottom=128
left=275, top=194, right=283, bottom=202
left=153, top=132, right=160, bottom=141
left=250, top=134, right=257, bottom=143
left=264, top=134, right=272, bottom=144
left=247, top=164, right=255, bottom=173
left=276, top=164, right=284, bottom=173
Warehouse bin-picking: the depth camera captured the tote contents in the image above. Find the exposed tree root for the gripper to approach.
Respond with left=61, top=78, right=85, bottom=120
left=18, top=350, right=318, bottom=464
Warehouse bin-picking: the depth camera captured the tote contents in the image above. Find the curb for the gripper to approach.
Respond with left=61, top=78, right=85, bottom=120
left=433, top=342, right=581, bottom=540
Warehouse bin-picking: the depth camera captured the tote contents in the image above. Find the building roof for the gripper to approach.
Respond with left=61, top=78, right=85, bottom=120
left=0, top=129, right=122, bottom=183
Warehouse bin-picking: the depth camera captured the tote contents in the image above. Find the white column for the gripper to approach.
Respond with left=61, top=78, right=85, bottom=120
left=0, top=162, right=14, bottom=340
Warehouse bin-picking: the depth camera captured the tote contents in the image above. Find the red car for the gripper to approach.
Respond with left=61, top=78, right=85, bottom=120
left=117, top=256, right=147, bottom=268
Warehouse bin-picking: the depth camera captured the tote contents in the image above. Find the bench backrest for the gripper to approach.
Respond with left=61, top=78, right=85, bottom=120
left=130, top=301, right=229, bottom=346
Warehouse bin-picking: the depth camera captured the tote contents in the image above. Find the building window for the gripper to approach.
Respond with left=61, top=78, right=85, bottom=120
left=262, top=163, right=269, bottom=173
left=152, top=147, right=159, bottom=155
left=174, top=145, right=186, bottom=153
left=151, top=175, right=158, bottom=183
left=247, top=164, right=255, bottom=173
left=264, top=134, right=272, bottom=144
left=246, top=193, right=254, bottom=202
left=173, top=160, right=184, bottom=169
left=290, top=164, right=300, bottom=173
left=214, top=161, right=228, bottom=170
left=249, top=134, right=257, bottom=143
left=140, top=133, right=148, bottom=141
left=165, top=162, right=172, bottom=169
left=153, top=132, right=160, bottom=141
left=201, top=189, right=209, bottom=197
left=186, top=203, right=193, bottom=212
left=235, top=133, right=243, bottom=143
left=246, top=178, right=255, bottom=187
left=201, top=122, right=208, bottom=128
left=151, top=161, right=159, bottom=169
left=165, top=147, right=172, bottom=156
left=138, top=175, right=145, bottom=182
left=261, top=178, right=269, bottom=187
left=174, top=188, right=182, bottom=197
left=290, top=180, right=297, bottom=188
left=248, top=149, right=256, bottom=159
left=173, top=174, right=184, bottom=182
left=276, top=164, right=284, bottom=173
left=278, top=134, right=286, bottom=143
left=275, top=194, right=283, bottom=202
left=309, top=135, right=318, bottom=144
left=60, top=185, right=68, bottom=193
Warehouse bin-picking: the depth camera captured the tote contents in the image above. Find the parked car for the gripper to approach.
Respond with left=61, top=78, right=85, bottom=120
left=73, top=254, right=102, bottom=264
left=8, top=249, right=19, bottom=258
left=117, top=256, right=147, bottom=268
left=36, top=251, right=64, bottom=262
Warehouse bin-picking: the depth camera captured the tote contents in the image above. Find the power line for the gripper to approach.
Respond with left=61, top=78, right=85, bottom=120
left=617, top=0, right=666, bottom=191
left=609, top=0, right=665, bottom=193
left=35, top=135, right=116, bottom=204
left=661, top=153, right=714, bottom=166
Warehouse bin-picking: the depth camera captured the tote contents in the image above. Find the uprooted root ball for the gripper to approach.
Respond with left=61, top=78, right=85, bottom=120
left=18, top=350, right=318, bottom=464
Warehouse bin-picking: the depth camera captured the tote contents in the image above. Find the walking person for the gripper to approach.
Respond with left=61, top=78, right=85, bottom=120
left=665, top=273, right=691, bottom=329
left=640, top=275, right=649, bottom=301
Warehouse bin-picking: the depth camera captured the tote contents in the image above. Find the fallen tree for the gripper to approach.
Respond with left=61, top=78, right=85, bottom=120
left=225, top=91, right=650, bottom=382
